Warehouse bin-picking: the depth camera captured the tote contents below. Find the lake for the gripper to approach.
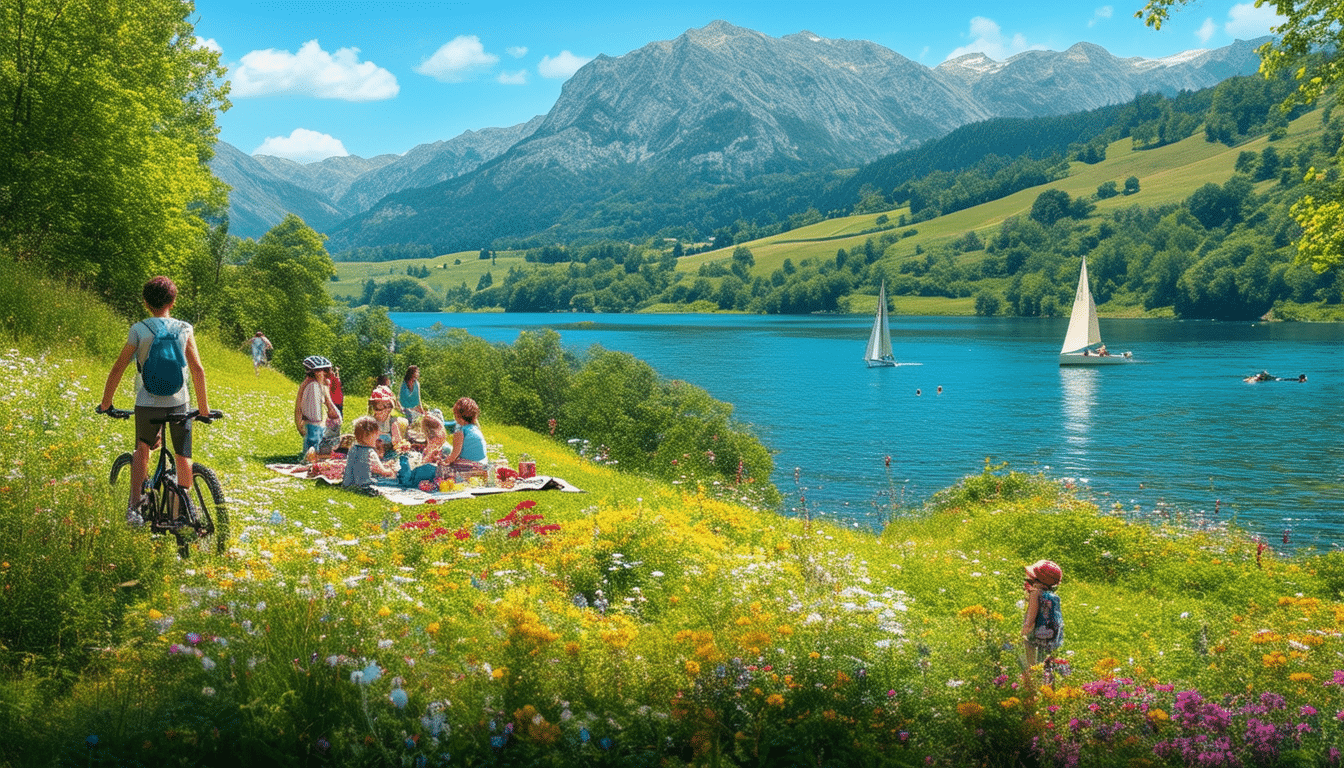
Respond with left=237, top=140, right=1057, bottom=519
left=390, top=312, right=1344, bottom=547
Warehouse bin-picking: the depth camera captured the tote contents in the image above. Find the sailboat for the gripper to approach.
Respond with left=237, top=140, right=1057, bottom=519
left=865, top=281, right=897, bottom=367
left=1059, top=256, right=1133, bottom=366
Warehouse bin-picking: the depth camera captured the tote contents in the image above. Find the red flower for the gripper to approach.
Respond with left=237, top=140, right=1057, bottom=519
left=453, top=528, right=470, bottom=541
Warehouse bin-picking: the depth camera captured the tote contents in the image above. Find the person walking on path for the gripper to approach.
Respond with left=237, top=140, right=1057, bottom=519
left=245, top=331, right=272, bottom=375
left=98, top=276, right=210, bottom=526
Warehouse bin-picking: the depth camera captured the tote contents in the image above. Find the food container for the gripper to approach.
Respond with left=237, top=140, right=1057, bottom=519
left=518, top=459, right=536, bottom=478
left=439, top=479, right=455, bottom=492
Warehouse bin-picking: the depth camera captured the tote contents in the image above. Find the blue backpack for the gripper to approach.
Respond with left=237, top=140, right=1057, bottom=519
left=137, top=318, right=186, bottom=396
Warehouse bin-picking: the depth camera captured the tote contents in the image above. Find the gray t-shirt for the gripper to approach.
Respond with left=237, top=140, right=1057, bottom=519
left=128, top=317, right=193, bottom=408
left=343, top=443, right=378, bottom=487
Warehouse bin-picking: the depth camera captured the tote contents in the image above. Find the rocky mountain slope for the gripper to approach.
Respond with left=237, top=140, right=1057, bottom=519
left=219, top=20, right=1267, bottom=249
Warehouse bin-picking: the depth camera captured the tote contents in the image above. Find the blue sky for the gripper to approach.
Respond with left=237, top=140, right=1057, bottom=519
left=193, top=0, right=1282, bottom=163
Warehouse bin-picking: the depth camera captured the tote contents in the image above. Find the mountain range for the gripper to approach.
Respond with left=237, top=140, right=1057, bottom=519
left=210, top=21, right=1268, bottom=248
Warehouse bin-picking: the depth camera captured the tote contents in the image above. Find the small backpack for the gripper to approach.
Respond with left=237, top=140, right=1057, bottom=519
left=137, top=318, right=187, bottom=396
left=1033, top=591, right=1064, bottom=649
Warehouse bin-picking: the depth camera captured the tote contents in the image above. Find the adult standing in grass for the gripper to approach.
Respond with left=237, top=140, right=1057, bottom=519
left=98, top=276, right=210, bottom=527
left=400, top=365, right=425, bottom=425
left=295, top=356, right=339, bottom=462
left=1021, top=559, right=1064, bottom=673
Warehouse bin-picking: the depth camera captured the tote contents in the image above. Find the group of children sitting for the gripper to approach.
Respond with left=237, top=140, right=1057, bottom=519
left=297, top=364, right=490, bottom=493
left=341, top=393, right=490, bottom=491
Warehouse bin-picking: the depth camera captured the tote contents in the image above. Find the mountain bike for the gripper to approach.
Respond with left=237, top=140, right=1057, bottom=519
left=100, top=407, right=228, bottom=558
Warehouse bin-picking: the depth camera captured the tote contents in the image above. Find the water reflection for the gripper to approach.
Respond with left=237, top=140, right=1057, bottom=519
left=1059, top=368, right=1098, bottom=470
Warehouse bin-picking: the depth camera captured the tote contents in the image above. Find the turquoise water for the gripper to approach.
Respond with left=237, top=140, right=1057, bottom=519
left=391, top=313, right=1344, bottom=547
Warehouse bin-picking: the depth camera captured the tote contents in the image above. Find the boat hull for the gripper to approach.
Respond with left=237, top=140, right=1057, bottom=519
left=866, top=358, right=896, bottom=368
left=1059, top=353, right=1134, bottom=366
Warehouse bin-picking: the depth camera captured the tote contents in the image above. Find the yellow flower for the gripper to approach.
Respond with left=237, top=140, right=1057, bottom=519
left=957, top=605, right=988, bottom=619
left=426, top=622, right=440, bottom=635
left=1147, top=708, right=1169, bottom=724
left=1289, top=672, right=1314, bottom=683
left=147, top=609, right=164, bottom=620
left=491, top=667, right=506, bottom=680
left=809, top=651, right=821, bottom=659
left=1262, top=651, right=1288, bottom=669
left=1000, top=697, right=1021, bottom=709
left=766, top=693, right=785, bottom=707
left=685, top=660, right=701, bottom=676
left=1093, top=657, right=1120, bottom=677
left=957, top=702, right=985, bottom=720
left=378, top=606, right=392, bottom=618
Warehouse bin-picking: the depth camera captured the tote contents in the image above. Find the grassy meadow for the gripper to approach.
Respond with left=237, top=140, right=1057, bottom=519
left=5, top=271, right=1344, bottom=767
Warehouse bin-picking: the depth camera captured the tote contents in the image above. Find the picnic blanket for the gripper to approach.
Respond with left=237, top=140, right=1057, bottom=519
left=265, top=462, right=583, bottom=505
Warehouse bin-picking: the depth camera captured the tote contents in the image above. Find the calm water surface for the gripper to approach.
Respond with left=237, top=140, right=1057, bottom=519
left=391, top=313, right=1344, bottom=546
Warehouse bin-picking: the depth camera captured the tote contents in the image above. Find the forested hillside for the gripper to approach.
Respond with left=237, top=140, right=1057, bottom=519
left=335, top=72, right=1343, bottom=321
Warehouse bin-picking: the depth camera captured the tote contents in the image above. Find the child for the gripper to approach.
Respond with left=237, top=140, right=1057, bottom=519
left=398, top=413, right=447, bottom=487
left=1021, top=559, right=1064, bottom=672
left=295, top=356, right=339, bottom=463
left=440, top=397, right=488, bottom=477
left=343, top=416, right=397, bottom=490
left=98, top=276, right=210, bottom=526
left=316, top=414, right=343, bottom=456
left=368, top=384, right=405, bottom=454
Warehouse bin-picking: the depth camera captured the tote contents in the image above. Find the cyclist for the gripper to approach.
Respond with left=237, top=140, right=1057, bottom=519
left=99, top=276, right=210, bottom=527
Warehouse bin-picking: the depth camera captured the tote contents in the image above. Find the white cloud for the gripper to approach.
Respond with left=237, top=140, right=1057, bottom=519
left=497, top=70, right=528, bottom=85
left=506, top=46, right=528, bottom=58
left=195, top=36, right=221, bottom=53
left=231, top=40, right=398, bottom=101
left=1088, top=6, right=1112, bottom=28
left=944, top=17, right=1042, bottom=61
left=538, top=50, right=591, bottom=79
left=1197, top=17, right=1218, bottom=43
left=1225, top=2, right=1283, bottom=38
left=415, top=35, right=499, bottom=82
left=252, top=128, right=349, bottom=163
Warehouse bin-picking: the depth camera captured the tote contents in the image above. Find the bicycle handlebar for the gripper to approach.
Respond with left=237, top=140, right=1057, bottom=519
left=96, top=406, right=224, bottom=423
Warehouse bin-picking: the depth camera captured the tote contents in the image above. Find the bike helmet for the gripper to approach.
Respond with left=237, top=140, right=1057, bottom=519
left=302, top=355, right=333, bottom=372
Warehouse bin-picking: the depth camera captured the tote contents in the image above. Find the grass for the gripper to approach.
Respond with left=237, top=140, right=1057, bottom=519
left=5, top=274, right=1344, bottom=766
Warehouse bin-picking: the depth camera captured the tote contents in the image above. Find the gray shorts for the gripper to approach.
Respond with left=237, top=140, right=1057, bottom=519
left=135, top=405, right=192, bottom=458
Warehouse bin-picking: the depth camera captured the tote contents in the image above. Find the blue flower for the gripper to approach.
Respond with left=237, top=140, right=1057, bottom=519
left=390, top=688, right=409, bottom=709
left=599, top=736, right=613, bottom=750
left=490, top=735, right=507, bottom=749
left=579, top=727, right=590, bottom=743
left=85, top=735, right=98, bottom=748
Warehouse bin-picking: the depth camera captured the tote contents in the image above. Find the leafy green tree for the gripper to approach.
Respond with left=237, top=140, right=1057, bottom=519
left=1124, top=176, right=1141, bottom=195
left=0, top=0, right=230, bottom=311
left=1141, top=0, right=1341, bottom=273
left=1096, top=181, right=1120, bottom=199
left=1030, top=189, right=1073, bottom=226
left=223, top=215, right=337, bottom=376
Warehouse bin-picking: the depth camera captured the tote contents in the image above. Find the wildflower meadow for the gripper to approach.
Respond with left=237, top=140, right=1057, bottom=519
left=3, top=278, right=1344, bottom=767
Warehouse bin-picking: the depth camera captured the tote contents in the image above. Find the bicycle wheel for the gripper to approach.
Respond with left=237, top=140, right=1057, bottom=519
left=186, top=464, right=228, bottom=556
left=154, top=483, right=195, bottom=558
left=109, top=453, right=140, bottom=520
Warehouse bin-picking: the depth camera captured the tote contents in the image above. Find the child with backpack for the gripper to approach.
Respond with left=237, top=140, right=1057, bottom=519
left=295, top=356, right=340, bottom=462
left=1021, top=559, right=1064, bottom=672
left=98, top=276, right=210, bottom=527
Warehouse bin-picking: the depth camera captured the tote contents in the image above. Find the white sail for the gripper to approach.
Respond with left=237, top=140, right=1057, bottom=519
left=865, top=282, right=896, bottom=366
left=1060, top=257, right=1102, bottom=355
left=1059, top=257, right=1133, bottom=365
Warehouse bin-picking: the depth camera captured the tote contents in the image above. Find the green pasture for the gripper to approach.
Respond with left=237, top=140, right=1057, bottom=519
left=329, top=249, right=531, bottom=303
left=684, top=107, right=1326, bottom=283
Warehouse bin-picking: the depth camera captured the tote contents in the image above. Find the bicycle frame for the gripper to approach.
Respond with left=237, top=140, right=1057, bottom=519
left=102, top=406, right=228, bottom=557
